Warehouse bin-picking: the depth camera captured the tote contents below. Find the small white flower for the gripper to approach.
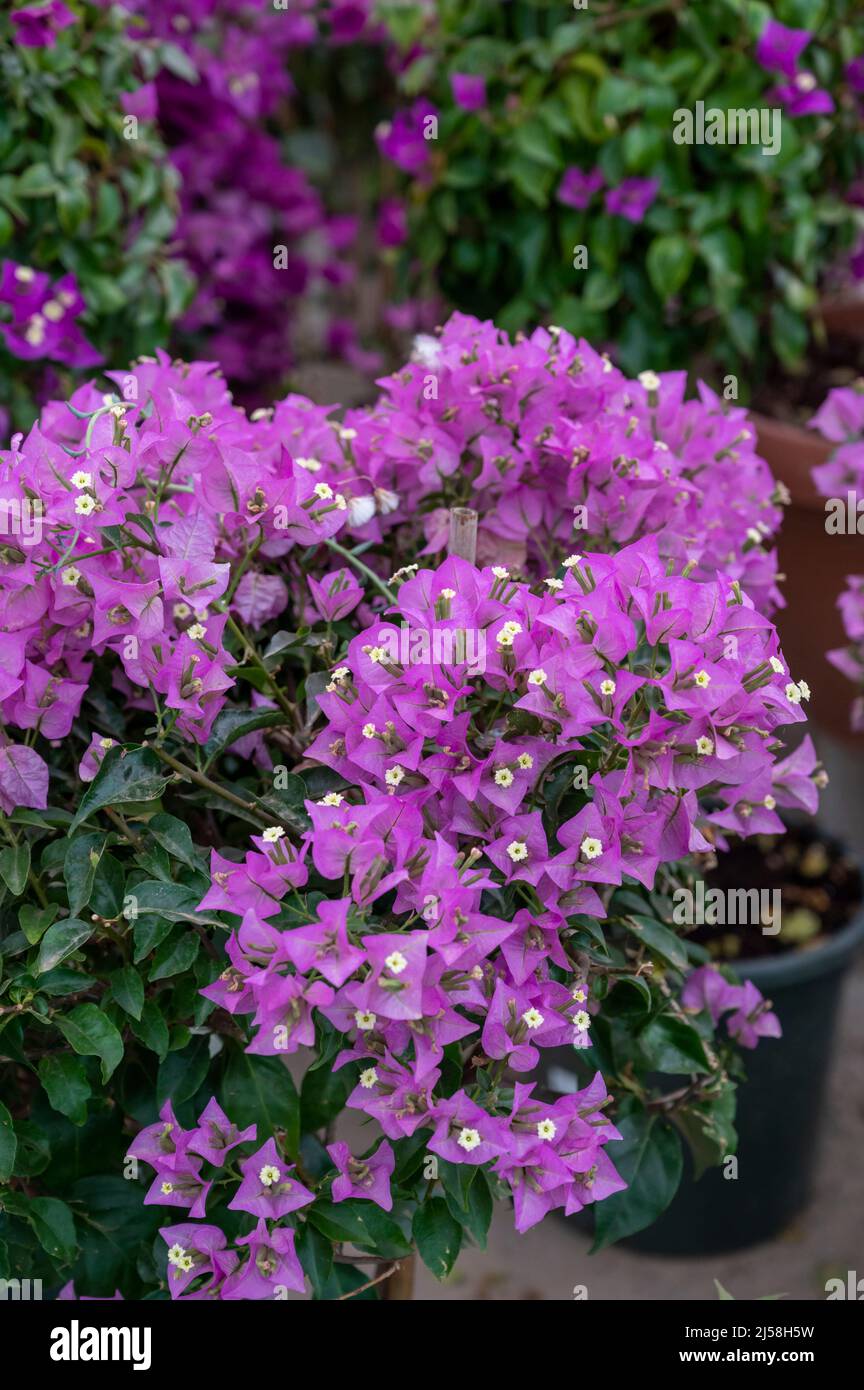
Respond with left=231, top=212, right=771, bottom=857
left=385, top=765, right=405, bottom=787
left=366, top=646, right=387, bottom=664
left=769, top=656, right=785, bottom=674
left=506, top=839, right=528, bottom=863
left=167, top=1244, right=188, bottom=1268
left=638, top=370, right=661, bottom=392
left=259, top=1164, right=281, bottom=1187
left=763, top=795, right=777, bottom=811
left=693, top=670, right=711, bottom=688
left=354, top=1010, right=377, bottom=1031
left=527, top=668, right=547, bottom=686
left=71, top=470, right=92, bottom=490
left=187, top=622, right=206, bottom=641
left=522, top=1007, right=544, bottom=1030
left=572, top=986, right=587, bottom=1003
left=318, top=792, right=344, bottom=807
left=785, top=682, right=802, bottom=705
left=798, top=680, right=811, bottom=701
left=74, top=494, right=97, bottom=516
left=537, top=1119, right=557, bottom=1141
left=24, top=315, right=45, bottom=346
left=385, top=950, right=408, bottom=975
left=262, top=825, right=285, bottom=843
left=600, top=678, right=616, bottom=697
left=313, top=482, right=334, bottom=500
left=99, top=737, right=115, bottom=751
left=173, top=601, right=192, bottom=620
left=60, top=566, right=81, bottom=587
left=332, top=666, right=350, bottom=682
left=492, top=565, right=510, bottom=580
left=295, top=456, right=322, bottom=472
left=695, top=736, right=714, bottom=756
left=563, top=554, right=582, bottom=568
left=795, top=71, right=817, bottom=91
left=359, top=1067, right=378, bottom=1089
left=14, top=265, right=35, bottom=283
left=746, top=527, right=762, bottom=545
left=333, top=493, right=348, bottom=511
left=338, top=426, right=357, bottom=441
left=43, top=299, right=64, bottom=323
left=457, top=1127, right=482, bottom=1152
left=545, top=577, right=563, bottom=591
left=494, top=768, right=514, bottom=788
left=362, top=722, right=377, bottom=739
left=160, top=1181, right=174, bottom=1195
left=439, top=587, right=456, bottom=600
left=516, top=753, right=534, bottom=770
left=580, top=837, right=603, bottom=861
left=573, top=1010, right=591, bottom=1033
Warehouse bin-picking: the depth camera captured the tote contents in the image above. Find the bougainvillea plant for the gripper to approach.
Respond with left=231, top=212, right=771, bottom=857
left=0, top=318, right=820, bottom=1298
left=811, top=380, right=864, bottom=727
left=375, top=0, right=864, bottom=381
left=0, top=1, right=195, bottom=433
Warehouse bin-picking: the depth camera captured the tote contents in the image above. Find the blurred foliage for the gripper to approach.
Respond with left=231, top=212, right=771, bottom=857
left=377, top=0, right=864, bottom=387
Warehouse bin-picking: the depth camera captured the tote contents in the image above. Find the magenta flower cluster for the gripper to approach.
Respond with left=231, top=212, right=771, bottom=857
left=0, top=261, right=101, bottom=370
left=192, top=544, right=814, bottom=1238
left=810, top=383, right=864, bottom=728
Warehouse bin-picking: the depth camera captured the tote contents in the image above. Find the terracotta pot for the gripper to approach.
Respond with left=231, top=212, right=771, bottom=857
left=819, top=288, right=864, bottom=340
left=750, top=412, right=860, bottom=743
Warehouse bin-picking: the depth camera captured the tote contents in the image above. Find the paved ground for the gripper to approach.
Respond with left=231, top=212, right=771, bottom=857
left=413, top=958, right=864, bottom=1301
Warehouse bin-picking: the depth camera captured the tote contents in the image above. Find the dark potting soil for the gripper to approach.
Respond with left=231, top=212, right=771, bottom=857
left=692, top=823, right=862, bottom=963
left=751, top=341, right=864, bottom=429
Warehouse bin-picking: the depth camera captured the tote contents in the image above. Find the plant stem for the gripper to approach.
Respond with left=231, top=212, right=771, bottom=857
left=146, top=743, right=269, bottom=825
left=324, top=538, right=398, bottom=607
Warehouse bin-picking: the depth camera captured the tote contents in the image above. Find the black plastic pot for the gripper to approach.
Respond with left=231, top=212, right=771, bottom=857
left=545, top=907, right=864, bottom=1256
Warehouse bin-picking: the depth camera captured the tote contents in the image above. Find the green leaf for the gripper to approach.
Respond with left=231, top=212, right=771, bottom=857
left=28, top=1197, right=77, bottom=1263
left=148, top=928, right=199, bottom=982
left=592, top=1104, right=683, bottom=1250
left=309, top=1200, right=411, bottom=1259
left=219, top=1050, right=300, bottom=1158
left=70, top=747, right=170, bottom=833
left=300, top=1064, right=350, bottom=1133
left=646, top=234, right=695, bottom=301
left=158, top=41, right=200, bottom=84
left=0, top=842, right=30, bottom=896
left=621, top=914, right=689, bottom=971
left=129, top=1000, right=170, bottom=1060
left=295, top=1222, right=334, bottom=1299
left=458, top=1169, right=493, bottom=1250
left=19, top=903, right=59, bottom=945
left=0, top=1098, right=16, bottom=1181
left=37, top=1055, right=91, bottom=1126
left=638, top=1014, right=712, bottom=1074
left=513, top=118, right=561, bottom=169
left=36, top=918, right=93, bottom=975
left=133, top=915, right=173, bottom=962
left=17, top=162, right=60, bottom=198
left=145, top=813, right=200, bottom=871
left=156, top=1036, right=211, bottom=1109
left=107, top=965, right=145, bottom=1021
left=413, top=1197, right=462, bottom=1279
left=56, top=1004, right=124, bottom=1083
left=63, top=832, right=105, bottom=915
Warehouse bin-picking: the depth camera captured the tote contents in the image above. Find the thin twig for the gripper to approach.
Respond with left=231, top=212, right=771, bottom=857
left=146, top=743, right=269, bottom=824
left=336, top=1262, right=398, bottom=1301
